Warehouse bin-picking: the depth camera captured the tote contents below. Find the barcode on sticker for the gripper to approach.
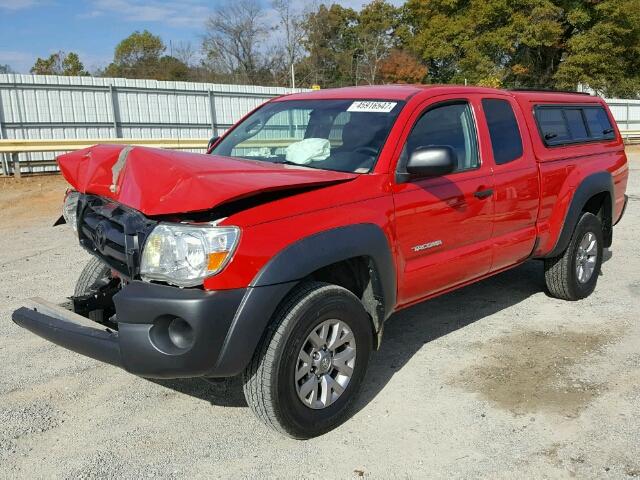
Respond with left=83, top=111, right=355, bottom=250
left=347, top=101, right=397, bottom=113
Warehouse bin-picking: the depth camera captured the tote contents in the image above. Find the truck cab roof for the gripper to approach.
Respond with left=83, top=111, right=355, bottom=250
left=276, top=84, right=604, bottom=104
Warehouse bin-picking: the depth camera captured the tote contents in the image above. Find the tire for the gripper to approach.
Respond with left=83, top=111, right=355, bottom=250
left=544, top=212, right=603, bottom=301
left=243, top=281, right=373, bottom=439
left=74, top=257, right=113, bottom=323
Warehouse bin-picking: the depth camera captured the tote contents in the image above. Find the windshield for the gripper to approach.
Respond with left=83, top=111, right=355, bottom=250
left=211, top=99, right=404, bottom=173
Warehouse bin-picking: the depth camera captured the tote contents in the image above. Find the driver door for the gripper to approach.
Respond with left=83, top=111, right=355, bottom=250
left=391, top=97, right=495, bottom=307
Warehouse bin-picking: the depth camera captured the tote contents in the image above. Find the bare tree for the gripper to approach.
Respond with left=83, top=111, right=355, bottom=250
left=354, top=0, right=398, bottom=85
left=173, top=41, right=196, bottom=67
left=272, top=0, right=305, bottom=88
left=202, top=0, right=269, bottom=84
left=356, top=34, right=390, bottom=85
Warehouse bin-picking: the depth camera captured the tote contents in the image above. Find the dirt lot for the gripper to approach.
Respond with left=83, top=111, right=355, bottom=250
left=0, top=153, right=639, bottom=479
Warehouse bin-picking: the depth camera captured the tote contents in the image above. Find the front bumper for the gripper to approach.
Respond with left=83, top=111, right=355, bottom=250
left=12, top=298, right=121, bottom=366
left=12, top=281, right=246, bottom=379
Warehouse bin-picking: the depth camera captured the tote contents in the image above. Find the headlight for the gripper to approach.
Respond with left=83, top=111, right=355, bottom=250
left=62, top=190, right=80, bottom=233
left=140, top=223, right=240, bottom=287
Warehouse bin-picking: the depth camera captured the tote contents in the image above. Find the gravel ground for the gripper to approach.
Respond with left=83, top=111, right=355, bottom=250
left=0, top=152, right=638, bottom=479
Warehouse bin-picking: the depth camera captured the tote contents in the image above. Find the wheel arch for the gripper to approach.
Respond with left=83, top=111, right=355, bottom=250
left=251, top=224, right=396, bottom=319
left=545, top=171, right=614, bottom=258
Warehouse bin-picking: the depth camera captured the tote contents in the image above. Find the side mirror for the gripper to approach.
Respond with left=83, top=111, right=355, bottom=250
left=207, top=136, right=220, bottom=152
left=406, top=146, right=456, bottom=177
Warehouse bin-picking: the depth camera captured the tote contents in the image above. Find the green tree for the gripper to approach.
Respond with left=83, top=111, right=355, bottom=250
left=403, top=0, right=640, bottom=95
left=103, top=30, right=191, bottom=81
left=555, top=0, right=640, bottom=97
left=157, top=56, right=190, bottom=81
left=61, top=52, right=88, bottom=76
left=30, top=51, right=88, bottom=76
left=403, top=0, right=561, bottom=87
left=299, top=4, right=359, bottom=88
left=0, top=64, right=14, bottom=74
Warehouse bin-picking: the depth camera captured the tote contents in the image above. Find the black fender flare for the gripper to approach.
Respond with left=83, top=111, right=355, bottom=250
left=546, top=171, right=614, bottom=258
left=211, top=224, right=397, bottom=377
left=250, top=223, right=397, bottom=318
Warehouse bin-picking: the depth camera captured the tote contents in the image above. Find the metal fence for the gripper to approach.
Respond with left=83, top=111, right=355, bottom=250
left=603, top=98, right=640, bottom=132
left=0, top=74, right=307, bottom=174
left=1, top=73, right=639, bottom=175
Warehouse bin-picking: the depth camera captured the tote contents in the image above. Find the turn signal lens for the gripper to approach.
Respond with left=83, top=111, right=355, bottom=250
left=207, top=252, right=229, bottom=272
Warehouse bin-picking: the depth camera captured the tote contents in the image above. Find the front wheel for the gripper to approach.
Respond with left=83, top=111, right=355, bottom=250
left=544, top=212, right=604, bottom=301
left=242, top=282, right=373, bottom=439
left=74, top=257, right=114, bottom=323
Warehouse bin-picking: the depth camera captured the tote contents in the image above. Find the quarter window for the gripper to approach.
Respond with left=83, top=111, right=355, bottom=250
left=536, top=108, right=571, bottom=144
left=534, top=105, right=615, bottom=146
left=402, top=102, right=479, bottom=173
left=584, top=108, right=616, bottom=140
left=564, top=109, right=589, bottom=140
left=482, top=99, right=523, bottom=165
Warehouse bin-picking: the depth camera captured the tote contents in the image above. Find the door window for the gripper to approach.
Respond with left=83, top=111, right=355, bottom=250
left=401, top=102, right=479, bottom=173
left=482, top=98, right=523, bottom=165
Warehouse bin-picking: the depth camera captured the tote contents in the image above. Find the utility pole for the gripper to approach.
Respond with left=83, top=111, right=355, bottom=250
left=291, top=64, right=296, bottom=89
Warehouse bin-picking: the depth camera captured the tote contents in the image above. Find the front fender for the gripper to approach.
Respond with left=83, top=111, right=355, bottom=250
left=211, top=223, right=396, bottom=377
left=251, top=223, right=396, bottom=318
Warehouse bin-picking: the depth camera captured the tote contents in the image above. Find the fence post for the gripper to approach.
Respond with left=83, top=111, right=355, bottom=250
left=208, top=90, right=218, bottom=137
left=288, top=110, right=295, bottom=138
left=109, top=85, right=122, bottom=138
left=0, top=93, right=7, bottom=175
left=12, top=152, right=20, bottom=179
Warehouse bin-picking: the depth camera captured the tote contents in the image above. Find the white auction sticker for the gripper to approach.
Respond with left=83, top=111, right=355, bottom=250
left=347, top=101, right=397, bottom=113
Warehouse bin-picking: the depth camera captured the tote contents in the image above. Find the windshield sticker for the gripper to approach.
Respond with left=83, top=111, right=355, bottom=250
left=347, top=101, right=397, bottom=113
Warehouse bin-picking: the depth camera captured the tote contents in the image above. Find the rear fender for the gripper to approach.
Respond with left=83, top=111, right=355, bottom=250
left=545, top=171, right=614, bottom=258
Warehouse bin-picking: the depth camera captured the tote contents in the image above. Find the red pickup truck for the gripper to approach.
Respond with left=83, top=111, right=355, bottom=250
left=13, top=85, right=628, bottom=438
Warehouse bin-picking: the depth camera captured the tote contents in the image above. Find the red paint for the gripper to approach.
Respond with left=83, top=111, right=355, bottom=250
left=58, top=145, right=356, bottom=216
left=58, top=86, right=629, bottom=315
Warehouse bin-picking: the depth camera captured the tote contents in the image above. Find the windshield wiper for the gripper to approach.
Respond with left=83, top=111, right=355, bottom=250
left=269, top=158, right=321, bottom=169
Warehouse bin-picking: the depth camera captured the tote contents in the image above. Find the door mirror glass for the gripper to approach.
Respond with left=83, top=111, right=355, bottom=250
left=406, top=146, right=456, bottom=177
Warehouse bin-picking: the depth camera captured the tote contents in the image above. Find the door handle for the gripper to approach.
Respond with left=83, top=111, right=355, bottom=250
left=474, top=188, right=493, bottom=199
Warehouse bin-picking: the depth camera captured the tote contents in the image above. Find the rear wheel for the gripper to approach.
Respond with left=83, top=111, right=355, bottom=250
left=544, top=212, right=603, bottom=301
left=242, top=281, right=373, bottom=439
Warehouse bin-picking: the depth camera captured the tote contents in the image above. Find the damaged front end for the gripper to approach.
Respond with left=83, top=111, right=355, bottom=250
left=67, top=193, right=156, bottom=325
left=15, top=189, right=252, bottom=378
left=76, top=194, right=157, bottom=280
left=72, top=272, right=120, bottom=329
left=13, top=143, right=357, bottom=378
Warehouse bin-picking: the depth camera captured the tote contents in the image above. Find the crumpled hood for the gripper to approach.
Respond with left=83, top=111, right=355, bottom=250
left=57, top=144, right=357, bottom=216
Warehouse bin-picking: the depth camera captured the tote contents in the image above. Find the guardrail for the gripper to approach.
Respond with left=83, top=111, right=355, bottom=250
left=623, top=130, right=640, bottom=143
left=2, top=130, right=639, bottom=178
left=0, top=138, right=210, bottom=178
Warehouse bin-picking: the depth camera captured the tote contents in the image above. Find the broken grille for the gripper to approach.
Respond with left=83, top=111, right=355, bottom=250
left=78, top=195, right=157, bottom=279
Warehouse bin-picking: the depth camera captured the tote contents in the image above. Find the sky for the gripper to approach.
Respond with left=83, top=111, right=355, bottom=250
left=0, top=0, right=402, bottom=74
